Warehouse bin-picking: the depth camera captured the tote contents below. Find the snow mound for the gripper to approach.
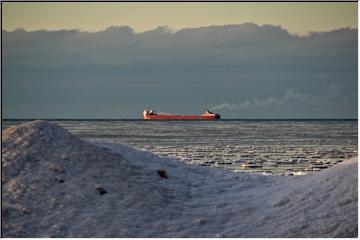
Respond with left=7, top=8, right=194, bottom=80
left=2, top=120, right=172, bottom=237
left=2, top=121, right=358, bottom=237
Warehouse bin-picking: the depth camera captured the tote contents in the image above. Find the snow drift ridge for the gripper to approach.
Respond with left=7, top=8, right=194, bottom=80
left=2, top=120, right=358, bottom=237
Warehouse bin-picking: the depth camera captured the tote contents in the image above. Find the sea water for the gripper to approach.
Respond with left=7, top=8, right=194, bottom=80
left=2, top=120, right=357, bottom=175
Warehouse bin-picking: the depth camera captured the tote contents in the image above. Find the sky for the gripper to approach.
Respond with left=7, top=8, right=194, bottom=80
left=2, top=2, right=357, bottom=35
left=2, top=2, right=358, bottom=119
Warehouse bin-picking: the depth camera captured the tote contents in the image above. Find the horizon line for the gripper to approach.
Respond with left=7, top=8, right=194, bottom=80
left=2, top=118, right=358, bottom=121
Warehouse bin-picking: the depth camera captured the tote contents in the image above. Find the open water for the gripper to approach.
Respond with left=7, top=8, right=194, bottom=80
left=2, top=120, right=357, bottom=175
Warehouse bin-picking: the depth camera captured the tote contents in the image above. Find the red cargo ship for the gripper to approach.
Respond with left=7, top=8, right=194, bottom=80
left=143, top=109, right=221, bottom=120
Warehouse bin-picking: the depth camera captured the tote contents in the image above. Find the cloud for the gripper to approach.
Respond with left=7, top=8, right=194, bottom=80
left=329, top=83, right=343, bottom=97
left=2, top=23, right=357, bottom=118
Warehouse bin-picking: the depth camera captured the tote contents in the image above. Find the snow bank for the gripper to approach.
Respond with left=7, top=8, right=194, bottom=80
left=2, top=120, right=358, bottom=237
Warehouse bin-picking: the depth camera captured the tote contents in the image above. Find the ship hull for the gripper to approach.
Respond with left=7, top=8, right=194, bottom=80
left=143, top=114, right=220, bottom=120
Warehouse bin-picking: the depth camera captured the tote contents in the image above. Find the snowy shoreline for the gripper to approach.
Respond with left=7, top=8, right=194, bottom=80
left=2, top=120, right=358, bottom=237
